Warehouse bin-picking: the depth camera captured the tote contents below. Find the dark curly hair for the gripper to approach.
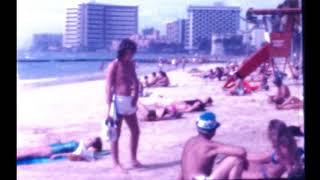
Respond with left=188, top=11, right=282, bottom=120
left=117, top=38, right=137, bottom=60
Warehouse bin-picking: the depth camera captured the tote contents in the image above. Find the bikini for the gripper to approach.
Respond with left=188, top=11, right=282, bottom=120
left=184, top=100, right=206, bottom=111
left=261, top=149, right=305, bottom=179
left=260, top=152, right=280, bottom=179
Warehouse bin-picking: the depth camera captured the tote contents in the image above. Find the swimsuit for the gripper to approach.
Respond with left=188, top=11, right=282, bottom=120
left=259, top=152, right=279, bottom=179
left=261, top=149, right=305, bottom=179
left=110, top=95, right=137, bottom=116
left=193, top=175, right=209, bottom=180
left=184, top=100, right=206, bottom=111
left=50, top=141, right=79, bottom=154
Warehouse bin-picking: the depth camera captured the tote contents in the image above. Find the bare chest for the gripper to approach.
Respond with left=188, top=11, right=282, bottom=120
left=115, top=63, right=135, bottom=83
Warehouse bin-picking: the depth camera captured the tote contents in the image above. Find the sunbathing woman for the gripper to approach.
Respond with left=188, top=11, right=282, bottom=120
left=241, top=119, right=304, bottom=179
left=163, top=97, right=213, bottom=113
left=137, top=102, right=183, bottom=122
left=137, top=97, right=213, bottom=121
left=17, top=137, right=103, bottom=162
left=268, top=77, right=303, bottom=110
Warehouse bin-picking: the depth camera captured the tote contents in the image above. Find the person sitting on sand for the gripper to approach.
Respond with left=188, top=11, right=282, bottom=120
left=143, top=76, right=149, bottom=87
left=178, top=112, right=248, bottom=180
left=148, top=72, right=159, bottom=86
left=203, top=69, right=216, bottom=79
left=268, top=76, right=303, bottom=110
left=17, top=137, right=103, bottom=162
left=153, top=71, right=170, bottom=87
left=241, top=119, right=304, bottom=179
left=215, top=67, right=224, bottom=81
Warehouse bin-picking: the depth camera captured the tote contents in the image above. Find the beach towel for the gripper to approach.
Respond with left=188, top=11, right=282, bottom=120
left=49, top=141, right=79, bottom=154
left=17, top=150, right=111, bottom=166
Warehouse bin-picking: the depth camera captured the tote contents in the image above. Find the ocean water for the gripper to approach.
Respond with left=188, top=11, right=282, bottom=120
left=17, top=61, right=182, bottom=80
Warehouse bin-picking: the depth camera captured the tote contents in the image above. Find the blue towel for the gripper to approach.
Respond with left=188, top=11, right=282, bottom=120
left=49, top=141, right=79, bottom=154
left=17, top=150, right=110, bottom=166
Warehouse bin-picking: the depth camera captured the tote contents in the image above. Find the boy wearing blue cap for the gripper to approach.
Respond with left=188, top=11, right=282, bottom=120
left=178, top=112, right=248, bottom=180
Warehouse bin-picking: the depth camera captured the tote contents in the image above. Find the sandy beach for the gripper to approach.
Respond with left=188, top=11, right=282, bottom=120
left=17, top=64, right=304, bottom=180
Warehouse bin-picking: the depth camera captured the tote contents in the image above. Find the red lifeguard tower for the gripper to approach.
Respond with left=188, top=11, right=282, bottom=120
left=223, top=7, right=302, bottom=89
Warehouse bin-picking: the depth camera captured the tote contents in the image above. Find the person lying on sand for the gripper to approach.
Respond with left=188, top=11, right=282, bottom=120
left=241, top=119, right=304, bottom=179
left=137, top=102, right=183, bottom=121
left=229, top=79, right=259, bottom=96
left=138, top=97, right=212, bottom=122
left=192, top=69, right=216, bottom=79
left=188, top=68, right=203, bottom=74
left=17, top=137, right=103, bottom=162
left=268, top=76, right=303, bottom=110
left=164, top=97, right=213, bottom=113
left=178, top=112, right=248, bottom=180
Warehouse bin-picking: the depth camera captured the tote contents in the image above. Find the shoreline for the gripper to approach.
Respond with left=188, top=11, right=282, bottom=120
left=17, top=62, right=223, bottom=89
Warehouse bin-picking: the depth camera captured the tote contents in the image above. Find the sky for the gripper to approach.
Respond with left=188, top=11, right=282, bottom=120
left=17, top=0, right=283, bottom=49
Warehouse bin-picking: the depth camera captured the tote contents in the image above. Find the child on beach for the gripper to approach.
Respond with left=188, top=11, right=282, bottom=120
left=178, top=112, right=248, bottom=180
left=241, top=119, right=304, bottom=179
left=105, top=38, right=142, bottom=173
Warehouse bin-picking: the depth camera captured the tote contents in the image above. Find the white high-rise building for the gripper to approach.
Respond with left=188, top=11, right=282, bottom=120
left=166, top=19, right=186, bottom=45
left=63, top=8, right=80, bottom=49
left=185, top=6, right=240, bottom=51
left=63, top=3, right=138, bottom=51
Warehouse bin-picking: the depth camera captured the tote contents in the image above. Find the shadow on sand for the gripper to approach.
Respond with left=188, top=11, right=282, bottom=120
left=128, top=160, right=181, bottom=171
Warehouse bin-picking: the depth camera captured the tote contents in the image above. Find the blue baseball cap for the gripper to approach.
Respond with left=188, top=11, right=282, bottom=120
left=196, top=112, right=220, bottom=133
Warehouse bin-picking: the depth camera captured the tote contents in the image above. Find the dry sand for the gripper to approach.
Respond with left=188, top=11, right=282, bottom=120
left=17, top=64, right=304, bottom=180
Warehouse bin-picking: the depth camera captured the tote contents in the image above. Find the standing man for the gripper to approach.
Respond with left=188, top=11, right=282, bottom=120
left=105, top=39, right=142, bottom=173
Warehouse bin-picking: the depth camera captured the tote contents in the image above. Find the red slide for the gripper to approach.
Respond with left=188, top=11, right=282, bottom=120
left=223, top=44, right=270, bottom=89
